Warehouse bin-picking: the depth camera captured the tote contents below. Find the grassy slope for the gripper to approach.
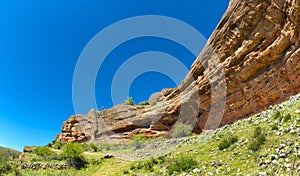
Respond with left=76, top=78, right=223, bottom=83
left=0, top=146, right=20, bottom=159
left=3, top=95, right=300, bottom=176
left=116, top=96, right=300, bottom=175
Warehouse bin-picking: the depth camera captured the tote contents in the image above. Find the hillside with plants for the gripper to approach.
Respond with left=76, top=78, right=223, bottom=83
left=1, top=93, right=299, bottom=175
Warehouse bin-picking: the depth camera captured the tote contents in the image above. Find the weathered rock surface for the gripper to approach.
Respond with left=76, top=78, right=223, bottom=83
left=56, top=0, right=300, bottom=143
left=55, top=115, right=87, bottom=143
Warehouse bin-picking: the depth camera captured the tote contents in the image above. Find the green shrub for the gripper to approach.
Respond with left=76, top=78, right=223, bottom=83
left=248, top=127, right=266, bottom=151
left=0, top=152, right=11, bottom=174
left=271, top=124, right=279, bottom=130
left=133, top=134, right=147, bottom=142
left=53, top=141, right=64, bottom=149
left=62, top=143, right=87, bottom=169
left=218, top=136, right=238, bottom=150
left=89, top=143, right=98, bottom=152
left=166, top=155, right=198, bottom=175
left=273, top=111, right=282, bottom=119
left=0, top=152, right=21, bottom=175
left=253, top=127, right=263, bottom=138
left=33, top=146, right=54, bottom=156
left=138, top=101, right=150, bottom=105
left=124, top=97, right=135, bottom=105
left=129, top=157, right=163, bottom=172
left=171, top=122, right=193, bottom=138
left=283, top=113, right=291, bottom=122
left=123, top=170, right=130, bottom=174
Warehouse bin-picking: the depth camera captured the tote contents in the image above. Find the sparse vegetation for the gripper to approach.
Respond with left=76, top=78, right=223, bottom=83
left=283, top=113, right=291, bottom=122
left=34, top=146, right=54, bottom=156
left=124, top=97, right=135, bottom=105
left=89, top=143, right=99, bottom=152
left=0, top=151, right=11, bottom=174
left=248, top=126, right=266, bottom=151
left=273, top=111, right=292, bottom=123
left=138, top=101, right=150, bottom=105
left=218, top=135, right=239, bottom=150
left=166, top=155, right=198, bottom=175
left=273, top=111, right=282, bottom=119
left=171, top=122, right=193, bottom=137
left=53, top=141, right=64, bottom=149
left=271, top=123, right=279, bottom=130
left=0, top=151, right=21, bottom=175
left=132, top=134, right=148, bottom=142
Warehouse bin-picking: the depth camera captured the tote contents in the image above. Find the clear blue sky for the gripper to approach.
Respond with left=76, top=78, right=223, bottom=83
left=0, top=0, right=228, bottom=151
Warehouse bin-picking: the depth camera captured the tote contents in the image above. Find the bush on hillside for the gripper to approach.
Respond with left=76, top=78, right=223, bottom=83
left=53, top=141, right=64, bottom=149
left=33, top=146, right=54, bottom=156
left=166, top=155, right=198, bottom=175
left=283, top=113, right=291, bottom=122
left=218, top=135, right=239, bottom=150
left=0, top=151, right=21, bottom=175
left=273, top=111, right=282, bottom=119
left=248, top=126, right=266, bottom=151
left=62, top=143, right=87, bottom=169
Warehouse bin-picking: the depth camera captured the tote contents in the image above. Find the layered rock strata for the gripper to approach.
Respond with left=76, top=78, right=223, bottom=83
left=56, top=0, right=300, bottom=143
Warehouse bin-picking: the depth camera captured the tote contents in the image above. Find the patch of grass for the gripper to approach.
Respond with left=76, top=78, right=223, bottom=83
left=218, top=135, right=238, bottom=150
left=271, top=123, right=279, bottom=130
left=33, top=146, right=54, bottom=156
left=166, top=155, right=198, bottom=175
left=98, top=143, right=120, bottom=151
left=132, top=134, right=148, bottom=142
left=283, top=113, right=291, bottom=122
left=89, top=143, right=98, bottom=152
left=248, top=127, right=266, bottom=151
left=273, top=111, right=282, bottom=119
left=129, top=156, right=165, bottom=173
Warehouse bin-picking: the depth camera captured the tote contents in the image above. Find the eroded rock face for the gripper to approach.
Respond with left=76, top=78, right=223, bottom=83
left=55, top=116, right=87, bottom=143
left=56, top=0, right=300, bottom=143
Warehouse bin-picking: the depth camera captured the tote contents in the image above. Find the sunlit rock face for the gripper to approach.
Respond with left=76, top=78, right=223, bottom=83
left=55, top=0, right=300, bottom=143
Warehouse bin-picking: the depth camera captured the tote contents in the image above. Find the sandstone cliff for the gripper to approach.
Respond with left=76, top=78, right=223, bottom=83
left=56, top=0, right=300, bottom=143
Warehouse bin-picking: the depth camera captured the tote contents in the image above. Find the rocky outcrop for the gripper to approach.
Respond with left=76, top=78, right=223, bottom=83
left=56, top=0, right=300, bottom=143
left=55, top=116, right=87, bottom=143
left=23, top=146, right=36, bottom=153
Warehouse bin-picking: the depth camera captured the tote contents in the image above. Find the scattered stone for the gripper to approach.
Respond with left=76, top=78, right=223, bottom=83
left=103, top=154, right=114, bottom=159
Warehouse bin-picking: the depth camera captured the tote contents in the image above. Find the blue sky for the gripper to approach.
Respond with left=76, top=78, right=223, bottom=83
left=0, top=0, right=229, bottom=151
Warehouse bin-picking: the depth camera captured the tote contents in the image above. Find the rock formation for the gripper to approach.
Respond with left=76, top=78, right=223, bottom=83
left=55, top=116, right=87, bottom=143
left=55, top=0, right=300, bottom=143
